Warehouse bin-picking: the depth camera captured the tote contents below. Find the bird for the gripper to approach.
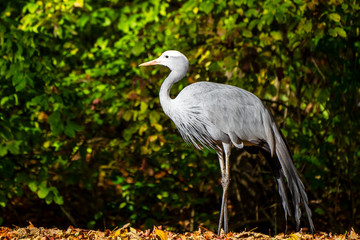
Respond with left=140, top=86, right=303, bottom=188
left=139, top=50, right=315, bottom=235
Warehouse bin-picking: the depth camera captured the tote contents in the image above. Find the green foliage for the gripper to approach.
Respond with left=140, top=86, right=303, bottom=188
left=0, top=0, right=359, bottom=233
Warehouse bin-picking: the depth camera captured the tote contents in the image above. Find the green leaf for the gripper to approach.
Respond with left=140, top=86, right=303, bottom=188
left=242, top=29, right=253, bottom=38
left=102, top=17, right=111, bottom=27
left=270, top=31, right=282, bottom=41
left=0, top=194, right=6, bottom=207
left=329, top=13, right=341, bottom=22
left=123, top=111, right=132, bottom=121
left=293, top=0, right=304, bottom=5
left=140, top=101, right=148, bottom=114
left=223, top=55, right=237, bottom=69
left=6, top=63, right=16, bottom=79
left=52, top=189, right=64, bottom=205
left=64, top=120, right=83, bottom=138
left=304, top=20, right=312, bottom=33
left=45, top=193, right=53, bottom=204
left=38, top=184, right=50, bottom=199
left=7, top=140, right=21, bottom=155
left=78, top=15, right=89, bottom=29
left=28, top=181, right=38, bottom=192
left=12, top=73, right=27, bottom=92
left=24, top=3, right=39, bottom=14
left=48, top=111, right=64, bottom=135
left=0, top=126, right=12, bottom=140
left=245, top=8, right=258, bottom=18
left=149, top=111, right=160, bottom=124
left=199, top=0, right=214, bottom=14
left=0, top=96, right=9, bottom=106
left=132, top=41, right=145, bottom=57
left=335, top=27, right=347, bottom=38
left=248, top=19, right=259, bottom=30
left=328, top=28, right=337, bottom=37
left=87, top=220, right=96, bottom=229
left=263, top=14, right=274, bottom=25
left=0, top=145, right=7, bottom=157
left=269, top=84, right=277, bottom=97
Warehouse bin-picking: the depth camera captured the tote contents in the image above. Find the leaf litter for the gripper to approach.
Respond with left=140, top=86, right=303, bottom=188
left=0, top=222, right=358, bottom=240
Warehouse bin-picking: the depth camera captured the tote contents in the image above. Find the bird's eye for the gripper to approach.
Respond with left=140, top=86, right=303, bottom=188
left=165, top=55, right=169, bottom=58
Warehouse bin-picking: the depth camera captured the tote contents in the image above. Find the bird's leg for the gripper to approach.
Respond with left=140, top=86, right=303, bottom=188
left=217, top=143, right=232, bottom=235
left=217, top=150, right=225, bottom=235
left=223, top=143, right=231, bottom=234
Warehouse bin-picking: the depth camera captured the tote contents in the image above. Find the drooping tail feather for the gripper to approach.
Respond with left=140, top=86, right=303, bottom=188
left=273, top=126, right=315, bottom=233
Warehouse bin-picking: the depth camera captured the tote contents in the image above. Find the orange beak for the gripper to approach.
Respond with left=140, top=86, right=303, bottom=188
left=139, top=58, right=161, bottom=67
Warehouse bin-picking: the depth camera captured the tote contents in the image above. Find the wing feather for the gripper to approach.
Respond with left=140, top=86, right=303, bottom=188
left=188, top=82, right=276, bottom=151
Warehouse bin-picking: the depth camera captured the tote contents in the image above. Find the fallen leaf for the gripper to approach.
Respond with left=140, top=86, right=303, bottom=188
left=288, top=234, right=300, bottom=240
left=349, top=228, right=359, bottom=239
left=154, top=227, right=168, bottom=240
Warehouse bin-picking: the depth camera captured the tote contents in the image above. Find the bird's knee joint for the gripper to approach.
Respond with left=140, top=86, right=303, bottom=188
left=221, top=176, right=231, bottom=188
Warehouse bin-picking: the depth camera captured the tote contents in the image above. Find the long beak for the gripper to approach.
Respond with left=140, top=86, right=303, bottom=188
left=139, top=58, right=161, bottom=67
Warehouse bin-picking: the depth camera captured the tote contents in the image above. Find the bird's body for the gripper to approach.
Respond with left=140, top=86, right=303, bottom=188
left=167, top=82, right=273, bottom=152
left=140, top=50, right=315, bottom=234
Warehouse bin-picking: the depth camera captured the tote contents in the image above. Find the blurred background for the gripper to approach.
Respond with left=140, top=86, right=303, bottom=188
left=0, top=0, right=359, bottom=234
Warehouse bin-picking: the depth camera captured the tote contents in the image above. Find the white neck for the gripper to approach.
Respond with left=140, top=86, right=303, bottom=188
left=159, top=70, right=186, bottom=116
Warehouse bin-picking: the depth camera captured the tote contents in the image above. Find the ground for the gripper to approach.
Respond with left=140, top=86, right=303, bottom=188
left=0, top=223, right=358, bottom=240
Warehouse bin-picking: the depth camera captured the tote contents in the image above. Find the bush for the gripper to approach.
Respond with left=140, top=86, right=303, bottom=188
left=0, top=0, right=359, bottom=233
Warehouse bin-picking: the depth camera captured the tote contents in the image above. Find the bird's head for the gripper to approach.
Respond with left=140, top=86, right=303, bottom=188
left=139, top=50, right=189, bottom=73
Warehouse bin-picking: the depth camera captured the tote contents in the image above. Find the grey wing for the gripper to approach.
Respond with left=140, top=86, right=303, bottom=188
left=200, top=84, right=276, bottom=156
